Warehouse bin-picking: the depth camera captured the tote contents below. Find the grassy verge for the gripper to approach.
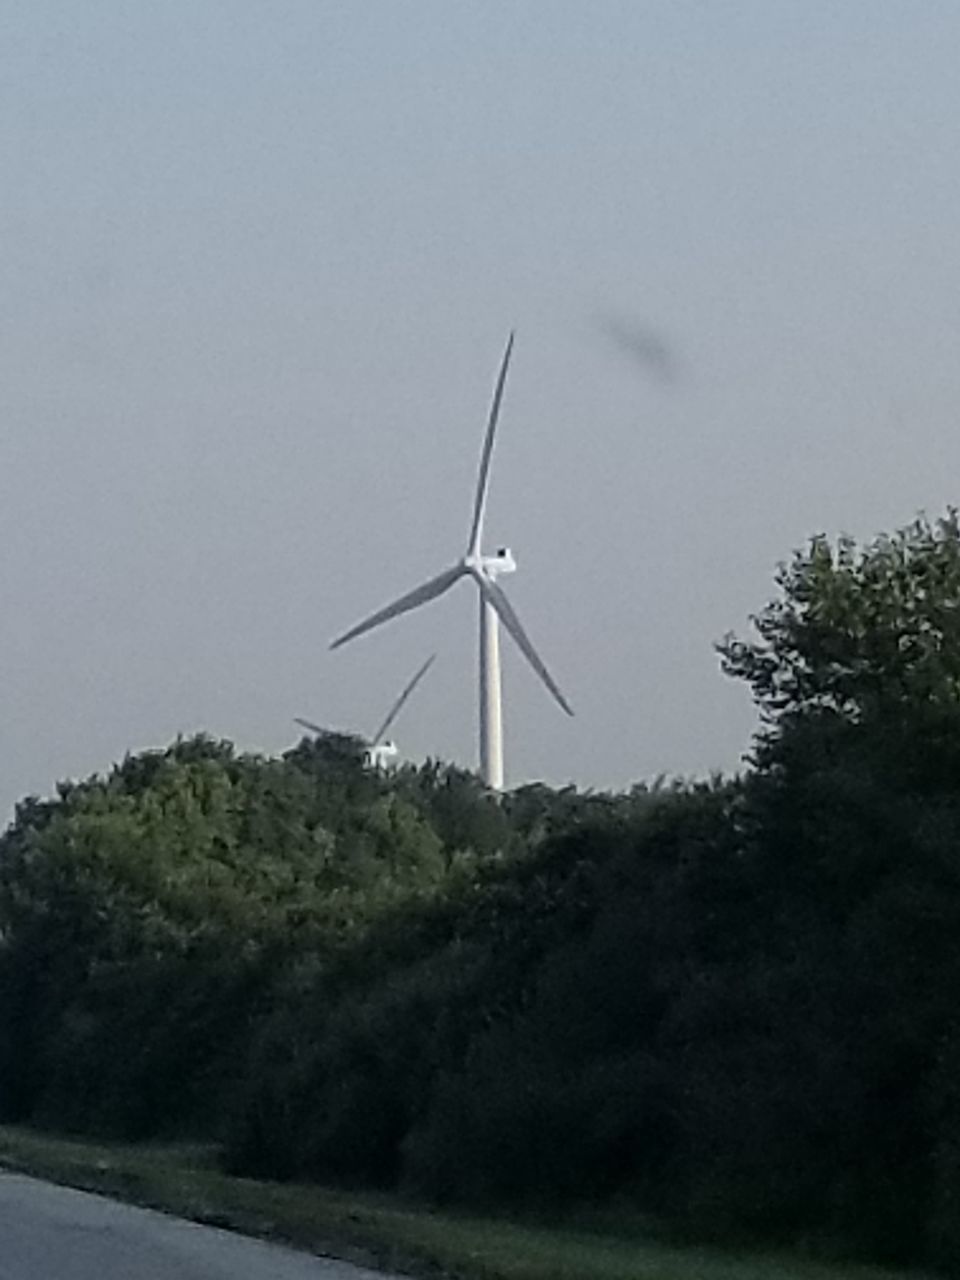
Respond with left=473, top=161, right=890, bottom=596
left=0, top=1125, right=932, bottom=1280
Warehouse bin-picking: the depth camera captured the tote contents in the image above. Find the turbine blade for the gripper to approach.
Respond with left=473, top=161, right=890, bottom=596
left=467, top=332, right=515, bottom=555
left=331, top=565, right=465, bottom=649
left=294, top=717, right=326, bottom=735
left=371, top=652, right=437, bottom=746
left=479, top=577, right=573, bottom=716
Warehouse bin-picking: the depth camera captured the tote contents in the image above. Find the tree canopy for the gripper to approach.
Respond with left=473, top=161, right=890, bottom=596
left=2, top=513, right=960, bottom=1270
left=720, top=512, right=960, bottom=736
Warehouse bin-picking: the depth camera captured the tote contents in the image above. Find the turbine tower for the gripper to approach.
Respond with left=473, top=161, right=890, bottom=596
left=296, top=653, right=437, bottom=769
left=331, top=334, right=572, bottom=790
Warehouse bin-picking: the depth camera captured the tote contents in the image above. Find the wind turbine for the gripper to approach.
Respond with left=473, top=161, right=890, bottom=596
left=295, top=653, right=437, bottom=770
left=330, top=333, right=572, bottom=791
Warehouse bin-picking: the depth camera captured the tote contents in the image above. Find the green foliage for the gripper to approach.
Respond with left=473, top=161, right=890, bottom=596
left=0, top=734, right=460, bottom=1135
left=4, top=512, right=960, bottom=1271
left=719, top=512, right=960, bottom=772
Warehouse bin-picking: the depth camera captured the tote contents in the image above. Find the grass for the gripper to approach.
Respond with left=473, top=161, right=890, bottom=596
left=0, top=1124, right=934, bottom=1280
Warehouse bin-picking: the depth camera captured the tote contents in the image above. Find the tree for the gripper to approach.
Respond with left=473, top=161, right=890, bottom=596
left=719, top=512, right=960, bottom=784
left=716, top=512, right=960, bottom=1261
left=720, top=512, right=960, bottom=721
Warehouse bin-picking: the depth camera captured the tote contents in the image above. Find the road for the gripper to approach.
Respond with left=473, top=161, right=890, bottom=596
left=0, top=1172, right=394, bottom=1279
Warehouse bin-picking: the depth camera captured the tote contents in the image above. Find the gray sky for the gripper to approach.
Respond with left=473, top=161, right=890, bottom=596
left=3, top=2, right=960, bottom=812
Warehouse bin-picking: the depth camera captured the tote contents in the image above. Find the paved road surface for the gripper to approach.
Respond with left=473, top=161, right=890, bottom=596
left=0, top=1172, right=394, bottom=1279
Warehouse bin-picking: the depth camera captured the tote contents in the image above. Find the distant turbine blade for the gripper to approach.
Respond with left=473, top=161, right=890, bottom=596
left=479, top=576, right=573, bottom=716
left=331, top=565, right=465, bottom=650
left=371, top=653, right=437, bottom=746
left=294, top=717, right=326, bottom=735
left=467, top=332, right=515, bottom=555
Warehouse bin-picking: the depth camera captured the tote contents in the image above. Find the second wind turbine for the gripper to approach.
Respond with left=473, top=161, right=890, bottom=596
left=331, top=333, right=573, bottom=791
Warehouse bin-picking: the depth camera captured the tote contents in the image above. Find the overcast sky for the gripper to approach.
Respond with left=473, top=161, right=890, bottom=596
left=3, top=2, right=960, bottom=812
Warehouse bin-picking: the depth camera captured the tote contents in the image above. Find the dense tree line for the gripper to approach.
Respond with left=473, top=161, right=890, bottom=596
left=3, top=514, right=960, bottom=1269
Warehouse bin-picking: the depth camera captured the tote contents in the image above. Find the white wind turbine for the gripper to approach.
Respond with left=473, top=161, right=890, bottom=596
left=331, top=333, right=572, bottom=791
left=295, top=653, right=437, bottom=770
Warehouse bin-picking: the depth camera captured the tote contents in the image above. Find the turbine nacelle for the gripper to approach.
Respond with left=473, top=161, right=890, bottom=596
left=483, top=546, right=516, bottom=579
left=366, top=740, right=399, bottom=769
left=464, top=546, right=517, bottom=581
